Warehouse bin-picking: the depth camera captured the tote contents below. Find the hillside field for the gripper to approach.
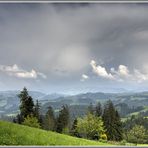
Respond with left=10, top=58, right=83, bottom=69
left=0, top=120, right=112, bottom=146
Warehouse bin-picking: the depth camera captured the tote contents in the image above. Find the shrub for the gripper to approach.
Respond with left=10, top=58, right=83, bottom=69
left=100, top=133, right=107, bottom=140
left=22, top=115, right=41, bottom=128
left=127, top=125, right=147, bottom=145
left=76, top=113, right=104, bottom=140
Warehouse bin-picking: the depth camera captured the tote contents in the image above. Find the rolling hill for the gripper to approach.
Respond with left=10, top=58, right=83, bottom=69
left=0, top=120, right=112, bottom=146
left=0, top=90, right=148, bottom=119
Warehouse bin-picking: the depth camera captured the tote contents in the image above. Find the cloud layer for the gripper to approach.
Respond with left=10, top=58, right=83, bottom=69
left=0, top=4, right=148, bottom=93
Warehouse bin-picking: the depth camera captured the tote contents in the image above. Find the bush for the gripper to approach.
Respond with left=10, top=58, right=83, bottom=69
left=100, top=133, right=107, bottom=140
left=127, top=125, right=147, bottom=145
left=22, top=115, right=41, bottom=128
left=76, top=113, right=104, bottom=140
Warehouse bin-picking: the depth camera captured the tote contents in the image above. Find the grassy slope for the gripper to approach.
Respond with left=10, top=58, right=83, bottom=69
left=0, top=120, right=112, bottom=146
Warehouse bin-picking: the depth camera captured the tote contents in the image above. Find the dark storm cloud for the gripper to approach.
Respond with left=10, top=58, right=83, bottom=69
left=0, top=3, right=148, bottom=93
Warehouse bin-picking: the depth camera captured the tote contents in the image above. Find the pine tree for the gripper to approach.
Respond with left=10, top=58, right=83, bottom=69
left=44, top=106, right=55, bottom=131
left=115, top=110, right=123, bottom=141
left=56, top=105, right=70, bottom=133
left=18, top=87, right=29, bottom=120
left=95, top=102, right=102, bottom=117
left=26, top=96, right=34, bottom=115
left=71, top=118, right=79, bottom=137
left=18, top=87, right=34, bottom=122
left=34, top=100, right=40, bottom=121
left=102, top=100, right=123, bottom=141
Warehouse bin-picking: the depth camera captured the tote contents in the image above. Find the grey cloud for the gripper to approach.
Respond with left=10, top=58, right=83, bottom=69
left=0, top=4, right=148, bottom=93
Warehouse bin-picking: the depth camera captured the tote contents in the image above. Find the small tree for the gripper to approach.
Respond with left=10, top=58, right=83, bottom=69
left=76, top=113, right=105, bottom=140
left=44, top=106, right=55, bottom=131
left=56, top=105, right=70, bottom=133
left=127, top=125, right=146, bottom=145
left=95, top=102, right=102, bottom=117
left=22, top=114, right=40, bottom=128
left=34, top=100, right=40, bottom=121
left=70, top=118, right=80, bottom=137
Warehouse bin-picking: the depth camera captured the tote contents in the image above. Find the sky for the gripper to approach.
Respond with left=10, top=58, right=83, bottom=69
left=1, top=3, right=148, bottom=94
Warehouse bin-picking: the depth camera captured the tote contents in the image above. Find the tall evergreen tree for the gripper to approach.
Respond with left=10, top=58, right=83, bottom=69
left=26, top=96, right=34, bottom=115
left=44, top=106, right=55, bottom=131
left=18, top=87, right=34, bottom=122
left=34, top=100, right=40, bottom=121
left=102, top=100, right=123, bottom=141
left=71, top=118, right=79, bottom=137
left=95, top=102, right=102, bottom=117
left=115, top=110, right=123, bottom=141
left=56, top=105, right=70, bottom=133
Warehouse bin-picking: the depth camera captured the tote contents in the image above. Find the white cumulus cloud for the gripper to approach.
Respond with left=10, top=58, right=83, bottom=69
left=0, top=64, right=46, bottom=79
left=90, top=60, right=148, bottom=83
left=90, top=60, right=114, bottom=79
left=118, top=65, right=130, bottom=76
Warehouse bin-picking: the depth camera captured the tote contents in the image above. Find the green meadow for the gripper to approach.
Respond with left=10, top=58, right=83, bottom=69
left=0, top=120, right=112, bottom=146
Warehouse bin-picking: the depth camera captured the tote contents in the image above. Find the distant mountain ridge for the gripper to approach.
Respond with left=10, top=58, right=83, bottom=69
left=0, top=90, right=64, bottom=117
left=0, top=90, right=148, bottom=118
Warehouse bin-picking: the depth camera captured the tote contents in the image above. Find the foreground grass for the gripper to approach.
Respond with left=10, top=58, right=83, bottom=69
left=0, top=120, right=113, bottom=146
left=137, top=144, right=148, bottom=147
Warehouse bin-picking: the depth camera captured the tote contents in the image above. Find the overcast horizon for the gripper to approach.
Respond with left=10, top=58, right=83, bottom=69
left=1, top=3, right=148, bottom=94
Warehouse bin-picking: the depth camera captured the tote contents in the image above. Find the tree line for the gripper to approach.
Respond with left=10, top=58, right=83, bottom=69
left=13, top=87, right=148, bottom=144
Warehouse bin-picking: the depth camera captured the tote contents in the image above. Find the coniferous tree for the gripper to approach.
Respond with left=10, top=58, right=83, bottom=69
left=17, top=87, right=34, bottom=122
left=34, top=100, right=40, bottom=121
left=18, top=87, right=29, bottom=120
left=71, top=118, right=79, bottom=137
left=26, top=96, right=34, bottom=115
left=102, top=100, right=123, bottom=141
left=56, top=105, right=70, bottom=133
left=95, top=102, right=102, bottom=117
left=44, top=106, right=55, bottom=131
left=115, top=110, right=123, bottom=141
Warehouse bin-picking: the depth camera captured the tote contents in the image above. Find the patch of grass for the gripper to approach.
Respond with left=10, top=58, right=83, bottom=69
left=137, top=144, right=148, bottom=146
left=0, top=120, right=113, bottom=146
